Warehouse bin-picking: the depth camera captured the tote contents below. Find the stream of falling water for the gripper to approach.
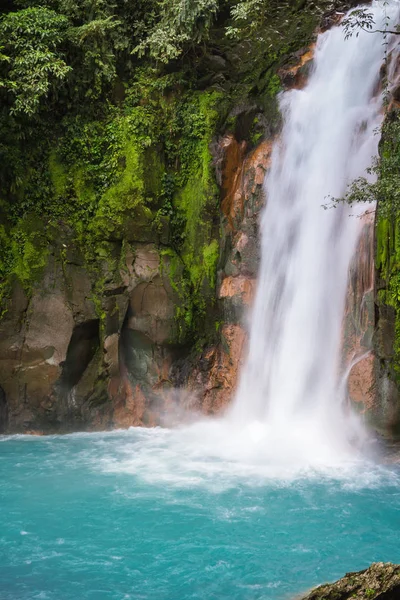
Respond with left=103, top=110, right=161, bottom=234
left=226, top=0, right=400, bottom=463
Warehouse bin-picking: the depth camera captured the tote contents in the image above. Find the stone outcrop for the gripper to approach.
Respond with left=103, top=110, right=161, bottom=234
left=0, top=239, right=184, bottom=432
left=174, top=135, right=274, bottom=413
left=372, top=215, right=400, bottom=437
left=368, top=47, right=400, bottom=437
left=342, top=212, right=377, bottom=420
left=339, top=43, right=400, bottom=438
left=299, top=563, right=400, bottom=600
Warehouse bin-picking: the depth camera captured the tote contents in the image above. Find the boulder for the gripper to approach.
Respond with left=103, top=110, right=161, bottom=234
left=299, top=563, right=400, bottom=600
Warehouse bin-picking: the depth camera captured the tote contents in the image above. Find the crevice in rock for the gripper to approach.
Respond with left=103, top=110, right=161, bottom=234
left=0, top=385, right=8, bottom=433
left=119, top=303, right=133, bottom=374
left=119, top=303, right=154, bottom=382
left=57, top=319, right=100, bottom=395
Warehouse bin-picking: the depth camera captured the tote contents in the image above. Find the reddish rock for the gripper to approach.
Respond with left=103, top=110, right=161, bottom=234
left=186, top=324, right=248, bottom=414
left=279, top=46, right=315, bottom=90
left=348, top=352, right=375, bottom=409
left=219, top=276, right=255, bottom=306
left=342, top=211, right=377, bottom=413
left=113, top=379, right=147, bottom=428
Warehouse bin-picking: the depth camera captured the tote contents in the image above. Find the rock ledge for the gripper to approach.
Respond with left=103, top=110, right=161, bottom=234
left=299, top=563, right=400, bottom=599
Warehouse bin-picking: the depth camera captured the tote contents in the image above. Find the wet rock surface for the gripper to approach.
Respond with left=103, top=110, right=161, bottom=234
left=299, top=563, right=400, bottom=600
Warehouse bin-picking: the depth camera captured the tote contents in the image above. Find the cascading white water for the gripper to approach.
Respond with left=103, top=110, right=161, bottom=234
left=229, top=1, right=400, bottom=459
left=110, top=3, right=400, bottom=483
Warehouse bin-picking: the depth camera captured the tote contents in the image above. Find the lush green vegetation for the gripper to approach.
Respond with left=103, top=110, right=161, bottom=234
left=374, top=115, right=400, bottom=376
left=0, top=0, right=336, bottom=340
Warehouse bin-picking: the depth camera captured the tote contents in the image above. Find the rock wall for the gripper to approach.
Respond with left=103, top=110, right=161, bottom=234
left=343, top=47, right=400, bottom=438
left=0, top=117, right=274, bottom=432
left=345, top=207, right=400, bottom=436
left=343, top=213, right=377, bottom=424
left=178, top=136, right=273, bottom=412
left=0, top=239, right=185, bottom=432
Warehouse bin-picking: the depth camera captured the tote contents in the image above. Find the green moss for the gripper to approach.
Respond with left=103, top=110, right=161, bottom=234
left=203, top=239, right=219, bottom=288
left=10, top=217, right=49, bottom=288
left=48, top=152, right=68, bottom=198
left=143, top=147, right=164, bottom=201
left=373, top=113, right=400, bottom=380
left=376, top=214, right=400, bottom=376
left=267, top=74, right=282, bottom=98
left=167, top=91, right=221, bottom=342
left=0, top=225, right=13, bottom=316
left=1, top=80, right=225, bottom=345
left=73, top=168, right=96, bottom=207
left=94, top=139, right=145, bottom=232
left=376, top=217, right=390, bottom=273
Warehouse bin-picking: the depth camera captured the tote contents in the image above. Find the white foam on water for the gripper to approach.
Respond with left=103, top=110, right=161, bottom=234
left=95, top=423, right=400, bottom=490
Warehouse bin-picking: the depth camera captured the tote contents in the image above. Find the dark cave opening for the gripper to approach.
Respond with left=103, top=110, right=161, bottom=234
left=58, top=319, right=100, bottom=394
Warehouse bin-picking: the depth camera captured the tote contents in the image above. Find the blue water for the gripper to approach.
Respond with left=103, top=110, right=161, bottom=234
left=1, top=429, right=400, bottom=600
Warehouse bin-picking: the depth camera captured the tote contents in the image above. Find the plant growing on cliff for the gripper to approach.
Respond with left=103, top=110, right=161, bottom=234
left=331, top=115, right=400, bottom=220
left=133, top=0, right=219, bottom=63
left=0, top=0, right=327, bottom=342
left=225, top=0, right=331, bottom=51
left=0, top=7, right=71, bottom=116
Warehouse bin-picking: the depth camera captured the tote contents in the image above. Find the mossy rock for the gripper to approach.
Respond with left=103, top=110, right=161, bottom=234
left=299, top=563, right=400, bottom=600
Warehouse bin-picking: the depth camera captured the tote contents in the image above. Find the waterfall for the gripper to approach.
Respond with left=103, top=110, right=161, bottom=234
left=228, top=1, right=400, bottom=459
left=109, top=2, right=400, bottom=478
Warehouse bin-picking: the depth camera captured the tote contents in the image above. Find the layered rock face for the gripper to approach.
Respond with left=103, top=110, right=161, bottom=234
left=342, top=213, right=377, bottom=425
left=176, top=136, right=273, bottom=414
left=0, top=126, right=270, bottom=432
left=342, top=46, right=400, bottom=437
left=299, top=563, right=400, bottom=600
left=344, top=210, right=400, bottom=437
left=0, top=239, right=184, bottom=432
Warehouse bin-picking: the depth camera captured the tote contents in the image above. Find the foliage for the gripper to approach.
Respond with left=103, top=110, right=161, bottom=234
left=342, top=5, right=400, bottom=40
left=225, top=0, right=329, bottom=52
left=134, top=0, right=219, bottom=63
left=162, top=91, right=222, bottom=341
left=10, top=222, right=49, bottom=286
left=0, top=0, right=330, bottom=344
left=331, top=115, right=400, bottom=220
left=0, top=0, right=157, bottom=116
left=0, top=7, right=71, bottom=115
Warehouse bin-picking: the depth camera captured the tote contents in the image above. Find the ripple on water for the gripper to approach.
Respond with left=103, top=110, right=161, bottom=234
left=0, top=429, right=399, bottom=600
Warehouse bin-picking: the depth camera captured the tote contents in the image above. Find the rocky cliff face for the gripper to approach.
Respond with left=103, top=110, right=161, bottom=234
left=344, top=210, right=400, bottom=437
left=0, top=124, right=270, bottom=432
left=175, top=136, right=273, bottom=414
left=343, top=48, right=400, bottom=438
